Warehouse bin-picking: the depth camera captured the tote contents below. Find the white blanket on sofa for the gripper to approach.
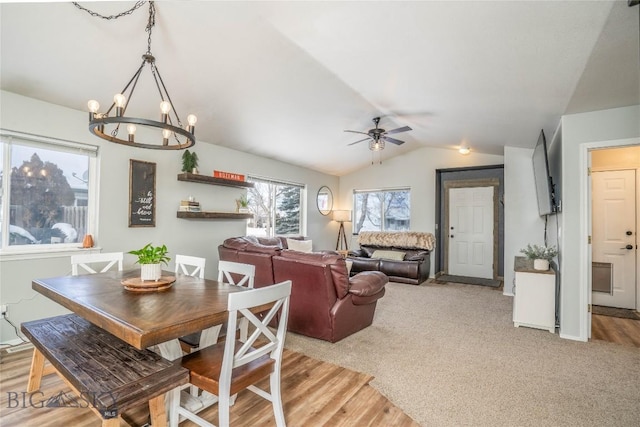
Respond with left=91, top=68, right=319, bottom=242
left=357, top=231, right=436, bottom=251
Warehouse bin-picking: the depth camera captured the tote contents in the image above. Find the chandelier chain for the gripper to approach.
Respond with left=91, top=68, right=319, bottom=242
left=72, top=1, right=146, bottom=20
left=145, top=2, right=156, bottom=54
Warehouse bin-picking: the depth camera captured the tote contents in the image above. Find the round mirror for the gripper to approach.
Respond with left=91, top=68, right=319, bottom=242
left=317, top=186, right=333, bottom=216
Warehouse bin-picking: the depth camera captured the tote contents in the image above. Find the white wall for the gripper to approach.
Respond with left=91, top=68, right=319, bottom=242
left=0, top=91, right=339, bottom=344
left=503, top=146, right=547, bottom=296
left=338, top=145, right=504, bottom=266
left=560, top=104, right=640, bottom=341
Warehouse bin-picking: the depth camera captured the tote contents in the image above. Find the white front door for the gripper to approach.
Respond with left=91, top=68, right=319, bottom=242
left=448, top=186, right=494, bottom=279
left=592, top=170, right=637, bottom=309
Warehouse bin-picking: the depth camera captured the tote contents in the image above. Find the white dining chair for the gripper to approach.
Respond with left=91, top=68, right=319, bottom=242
left=179, top=260, right=256, bottom=354
left=170, top=280, right=292, bottom=427
left=71, top=252, right=123, bottom=276
left=175, top=254, right=209, bottom=354
left=175, top=254, right=206, bottom=279
left=218, top=260, right=256, bottom=342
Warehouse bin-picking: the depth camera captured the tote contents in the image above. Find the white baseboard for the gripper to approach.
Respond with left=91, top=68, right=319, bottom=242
left=0, top=338, right=26, bottom=347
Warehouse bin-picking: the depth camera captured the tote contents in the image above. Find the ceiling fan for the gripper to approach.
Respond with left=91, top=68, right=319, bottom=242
left=345, top=117, right=412, bottom=151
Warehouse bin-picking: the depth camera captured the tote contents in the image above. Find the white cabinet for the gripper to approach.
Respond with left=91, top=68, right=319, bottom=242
left=513, top=257, right=556, bottom=333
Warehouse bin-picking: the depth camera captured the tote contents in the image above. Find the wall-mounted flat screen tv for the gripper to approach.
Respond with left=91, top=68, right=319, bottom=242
left=532, top=129, right=556, bottom=216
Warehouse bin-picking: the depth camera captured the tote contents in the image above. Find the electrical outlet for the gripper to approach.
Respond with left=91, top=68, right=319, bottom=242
left=1, top=304, right=7, bottom=319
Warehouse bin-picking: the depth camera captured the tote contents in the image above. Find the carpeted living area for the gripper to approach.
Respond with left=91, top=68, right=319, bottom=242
left=285, top=281, right=640, bottom=426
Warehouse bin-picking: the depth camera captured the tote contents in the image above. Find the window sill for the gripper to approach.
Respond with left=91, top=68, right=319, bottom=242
left=0, top=246, right=102, bottom=262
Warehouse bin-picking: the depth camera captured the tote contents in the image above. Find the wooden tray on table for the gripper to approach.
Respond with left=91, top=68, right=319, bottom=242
left=121, top=276, right=176, bottom=292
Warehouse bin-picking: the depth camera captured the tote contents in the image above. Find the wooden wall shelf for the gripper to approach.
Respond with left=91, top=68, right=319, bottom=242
left=177, top=173, right=254, bottom=188
left=177, top=211, right=253, bottom=220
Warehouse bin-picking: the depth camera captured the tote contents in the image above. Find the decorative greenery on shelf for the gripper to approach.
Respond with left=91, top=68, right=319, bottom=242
left=181, top=150, right=199, bottom=173
left=236, top=194, right=249, bottom=208
left=520, top=244, right=558, bottom=260
left=128, top=243, right=171, bottom=265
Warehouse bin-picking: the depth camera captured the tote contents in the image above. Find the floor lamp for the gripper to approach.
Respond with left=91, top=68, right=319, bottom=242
left=332, top=210, right=351, bottom=251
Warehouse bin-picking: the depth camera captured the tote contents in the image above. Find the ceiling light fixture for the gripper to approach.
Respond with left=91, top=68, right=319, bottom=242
left=369, top=137, right=385, bottom=152
left=78, top=1, right=196, bottom=150
left=459, top=144, right=471, bottom=155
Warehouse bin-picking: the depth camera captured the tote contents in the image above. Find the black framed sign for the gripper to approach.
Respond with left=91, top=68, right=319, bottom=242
left=129, top=159, right=156, bottom=227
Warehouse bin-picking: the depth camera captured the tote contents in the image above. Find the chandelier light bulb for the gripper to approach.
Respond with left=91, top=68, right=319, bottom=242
left=87, top=100, right=100, bottom=113
left=127, top=124, right=137, bottom=143
left=187, top=114, right=197, bottom=126
left=162, top=128, right=172, bottom=139
left=160, top=101, right=171, bottom=114
left=113, top=93, right=126, bottom=117
left=113, top=94, right=127, bottom=108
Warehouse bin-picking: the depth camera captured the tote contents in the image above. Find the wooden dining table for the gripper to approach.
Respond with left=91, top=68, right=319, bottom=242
left=32, top=269, right=253, bottom=359
left=30, top=269, right=258, bottom=425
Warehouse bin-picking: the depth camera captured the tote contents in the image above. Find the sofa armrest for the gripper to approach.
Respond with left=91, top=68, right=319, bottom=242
left=405, top=250, right=430, bottom=261
left=348, top=249, right=366, bottom=257
left=348, top=271, right=388, bottom=298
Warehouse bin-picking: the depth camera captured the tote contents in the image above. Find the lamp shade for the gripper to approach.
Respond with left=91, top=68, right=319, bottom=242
left=332, top=210, right=351, bottom=222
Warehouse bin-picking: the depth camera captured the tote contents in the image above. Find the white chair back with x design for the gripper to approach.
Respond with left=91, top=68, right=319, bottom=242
left=175, top=254, right=206, bottom=279
left=218, top=261, right=255, bottom=342
left=71, top=252, right=123, bottom=276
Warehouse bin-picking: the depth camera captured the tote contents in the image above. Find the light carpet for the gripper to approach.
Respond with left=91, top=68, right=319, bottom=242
left=285, top=281, right=640, bottom=426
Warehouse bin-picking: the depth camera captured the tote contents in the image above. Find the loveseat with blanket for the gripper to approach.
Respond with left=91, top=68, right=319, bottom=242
left=218, top=236, right=388, bottom=342
left=348, top=231, right=436, bottom=285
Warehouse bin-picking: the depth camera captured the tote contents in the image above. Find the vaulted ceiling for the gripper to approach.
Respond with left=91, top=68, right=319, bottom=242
left=1, top=1, right=638, bottom=175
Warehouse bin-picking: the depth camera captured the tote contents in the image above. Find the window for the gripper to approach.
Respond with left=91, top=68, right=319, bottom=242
left=353, top=188, right=411, bottom=234
left=245, top=176, right=305, bottom=237
left=0, top=130, right=98, bottom=252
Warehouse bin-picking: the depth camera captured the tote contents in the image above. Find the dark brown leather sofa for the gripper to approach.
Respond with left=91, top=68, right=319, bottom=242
left=348, top=231, right=436, bottom=285
left=218, top=236, right=388, bottom=342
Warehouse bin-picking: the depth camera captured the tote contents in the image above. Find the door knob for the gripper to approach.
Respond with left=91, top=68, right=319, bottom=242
left=450, top=235, right=454, bottom=238
left=626, top=231, right=633, bottom=236
left=621, top=244, right=634, bottom=250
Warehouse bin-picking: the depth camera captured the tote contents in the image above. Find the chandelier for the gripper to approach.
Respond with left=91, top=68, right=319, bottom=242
left=80, top=1, right=196, bottom=150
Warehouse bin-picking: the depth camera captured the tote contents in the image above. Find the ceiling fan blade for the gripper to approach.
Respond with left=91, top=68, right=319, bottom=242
left=344, top=130, right=370, bottom=136
left=384, top=125, right=412, bottom=135
left=383, top=136, right=405, bottom=145
left=348, top=137, right=372, bottom=146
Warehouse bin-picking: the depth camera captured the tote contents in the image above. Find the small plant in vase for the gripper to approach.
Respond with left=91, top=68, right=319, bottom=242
left=181, top=150, right=199, bottom=174
left=520, top=244, right=558, bottom=271
left=236, top=194, right=250, bottom=213
left=128, top=243, right=171, bottom=281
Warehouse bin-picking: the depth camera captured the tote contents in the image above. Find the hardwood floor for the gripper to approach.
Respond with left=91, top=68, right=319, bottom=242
left=0, top=345, right=419, bottom=427
left=591, top=314, right=640, bottom=348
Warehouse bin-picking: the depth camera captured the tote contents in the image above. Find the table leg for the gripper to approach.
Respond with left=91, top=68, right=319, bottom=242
left=148, top=393, right=167, bottom=427
left=27, top=348, right=46, bottom=392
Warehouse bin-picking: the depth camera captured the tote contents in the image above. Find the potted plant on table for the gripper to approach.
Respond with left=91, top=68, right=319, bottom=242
left=520, top=244, right=558, bottom=271
left=128, top=243, right=171, bottom=281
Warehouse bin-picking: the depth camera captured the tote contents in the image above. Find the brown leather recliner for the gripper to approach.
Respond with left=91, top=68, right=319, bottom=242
left=272, top=251, right=387, bottom=343
left=217, top=236, right=285, bottom=287
left=218, top=236, right=388, bottom=342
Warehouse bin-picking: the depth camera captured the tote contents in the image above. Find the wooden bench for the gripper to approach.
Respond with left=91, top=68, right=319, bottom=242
left=21, top=314, right=189, bottom=427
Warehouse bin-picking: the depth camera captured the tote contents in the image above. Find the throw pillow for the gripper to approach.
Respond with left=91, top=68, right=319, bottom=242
left=287, top=238, right=313, bottom=253
left=370, top=249, right=405, bottom=261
